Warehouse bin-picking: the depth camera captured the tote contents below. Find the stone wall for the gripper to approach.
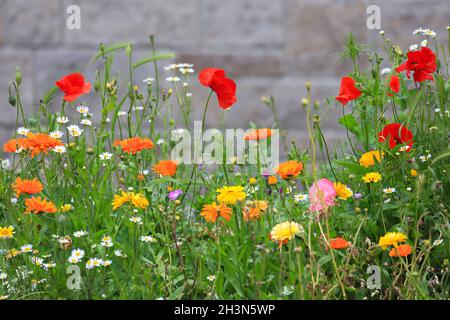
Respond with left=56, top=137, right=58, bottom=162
left=0, top=0, right=449, bottom=147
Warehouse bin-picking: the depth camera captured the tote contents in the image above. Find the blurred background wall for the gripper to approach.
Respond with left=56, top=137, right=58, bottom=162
left=0, top=0, right=449, bottom=148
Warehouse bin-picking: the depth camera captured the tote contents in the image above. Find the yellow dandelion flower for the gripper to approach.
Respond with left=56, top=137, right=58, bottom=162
left=112, top=191, right=149, bottom=210
left=0, top=226, right=15, bottom=239
left=112, top=191, right=130, bottom=211
left=362, top=172, right=382, bottom=183
left=249, top=177, right=257, bottom=185
left=129, top=192, right=149, bottom=209
left=359, top=151, right=383, bottom=168
left=334, top=182, right=353, bottom=200
left=60, top=204, right=73, bottom=213
left=410, top=169, right=417, bottom=177
left=270, top=221, right=303, bottom=244
left=378, top=232, right=407, bottom=250
left=216, top=186, right=246, bottom=205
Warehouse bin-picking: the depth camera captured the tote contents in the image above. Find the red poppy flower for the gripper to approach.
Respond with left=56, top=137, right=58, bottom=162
left=388, top=74, right=400, bottom=97
left=378, top=123, right=414, bottom=151
left=335, top=76, right=362, bottom=106
left=55, top=73, right=91, bottom=102
left=395, top=47, right=436, bottom=82
left=199, top=68, right=237, bottom=109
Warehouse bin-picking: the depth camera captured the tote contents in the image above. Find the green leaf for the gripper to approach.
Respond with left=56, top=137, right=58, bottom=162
left=132, top=52, right=176, bottom=69
left=92, top=43, right=131, bottom=62
left=431, top=149, right=450, bottom=166
left=338, top=114, right=362, bottom=140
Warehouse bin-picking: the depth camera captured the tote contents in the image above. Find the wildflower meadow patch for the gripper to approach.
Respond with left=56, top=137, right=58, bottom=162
left=0, top=28, right=449, bottom=301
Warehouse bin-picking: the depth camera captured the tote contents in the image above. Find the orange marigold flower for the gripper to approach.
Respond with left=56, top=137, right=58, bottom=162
left=114, top=137, right=153, bottom=154
left=25, top=196, right=57, bottom=214
left=268, top=175, right=278, bottom=185
left=21, top=133, right=63, bottom=157
left=243, top=200, right=268, bottom=221
left=3, top=138, right=27, bottom=153
left=12, top=177, right=43, bottom=197
left=330, top=237, right=350, bottom=250
left=389, top=244, right=412, bottom=257
left=244, top=128, right=272, bottom=141
left=200, top=202, right=232, bottom=223
left=152, top=160, right=178, bottom=177
left=276, top=160, right=303, bottom=179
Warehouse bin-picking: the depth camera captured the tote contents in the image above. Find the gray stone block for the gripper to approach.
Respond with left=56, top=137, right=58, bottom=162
left=203, top=0, right=284, bottom=49
left=5, top=0, right=63, bottom=48
left=63, top=0, right=201, bottom=48
left=0, top=50, right=33, bottom=128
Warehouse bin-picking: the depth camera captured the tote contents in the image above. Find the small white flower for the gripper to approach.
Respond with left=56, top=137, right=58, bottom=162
left=31, top=257, right=44, bottom=266
left=80, top=119, right=92, bottom=126
left=380, top=68, right=392, bottom=76
left=143, top=77, right=154, bottom=84
left=86, top=258, right=103, bottom=269
left=384, top=198, right=391, bottom=203
left=56, top=116, right=70, bottom=124
left=129, top=216, right=143, bottom=224
left=182, top=82, right=189, bottom=87
left=186, top=92, right=192, bottom=97
left=67, top=125, right=83, bottom=137
left=140, top=235, right=156, bottom=243
left=156, top=139, right=165, bottom=145
left=76, top=105, right=89, bottom=114
left=20, top=244, right=33, bottom=253
left=435, top=108, right=441, bottom=113
left=102, top=260, right=112, bottom=267
left=432, top=239, right=443, bottom=247
left=49, top=130, right=64, bottom=139
left=68, top=256, right=80, bottom=264
left=294, top=193, right=309, bottom=203
left=409, top=44, right=419, bottom=51
left=71, top=249, right=85, bottom=259
left=179, top=68, right=194, bottom=74
left=99, top=152, right=113, bottom=161
left=1, top=160, right=11, bottom=170
left=141, top=170, right=149, bottom=176
left=383, top=187, right=396, bottom=194
left=43, top=262, right=56, bottom=270
left=114, top=250, right=123, bottom=257
left=53, top=145, right=66, bottom=154
left=166, top=76, right=180, bottom=82
left=406, top=187, right=412, bottom=191
left=118, top=111, right=127, bottom=117
left=0, top=273, right=7, bottom=280
left=17, top=127, right=30, bottom=136
left=73, top=230, right=88, bottom=238
left=420, top=39, right=428, bottom=47
left=206, top=275, right=216, bottom=282
left=11, top=198, right=18, bottom=204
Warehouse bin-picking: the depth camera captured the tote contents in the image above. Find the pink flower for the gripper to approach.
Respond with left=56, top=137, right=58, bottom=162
left=308, top=178, right=336, bottom=212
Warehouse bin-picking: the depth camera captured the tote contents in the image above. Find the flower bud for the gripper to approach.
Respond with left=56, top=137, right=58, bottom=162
left=15, top=67, right=22, bottom=85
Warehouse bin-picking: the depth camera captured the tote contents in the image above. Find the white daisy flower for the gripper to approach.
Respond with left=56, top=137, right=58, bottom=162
left=140, top=235, right=156, bottom=243
left=129, top=216, right=143, bottom=224
left=143, top=77, right=154, bottom=84
left=56, top=116, right=70, bottom=124
left=17, top=127, right=30, bottom=136
left=383, top=187, right=396, bottom=194
left=86, top=258, right=103, bottom=269
left=67, top=125, right=83, bottom=137
left=294, top=193, right=309, bottom=203
left=420, top=39, right=428, bottom=47
left=20, top=244, right=33, bottom=253
left=53, top=145, right=66, bottom=154
left=102, top=260, right=112, bottom=267
left=0, top=273, right=7, bottom=280
left=68, top=256, right=80, bottom=264
left=409, top=44, right=419, bottom=51
left=71, top=249, right=85, bottom=259
left=49, top=130, right=64, bottom=139
left=166, top=76, right=180, bottom=82
left=80, top=119, right=92, bottom=126
left=31, top=257, right=44, bottom=266
left=76, top=105, right=89, bottom=114
left=73, top=230, right=88, bottom=238
left=156, top=139, right=165, bottom=145
left=99, top=152, right=113, bottom=161
left=207, top=275, right=216, bottom=282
